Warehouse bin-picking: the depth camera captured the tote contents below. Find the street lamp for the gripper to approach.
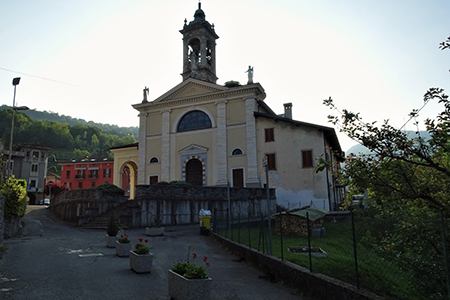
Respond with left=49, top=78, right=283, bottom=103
left=7, top=77, right=29, bottom=178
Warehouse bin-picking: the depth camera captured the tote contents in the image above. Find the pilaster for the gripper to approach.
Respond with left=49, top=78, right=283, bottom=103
left=137, top=112, right=147, bottom=184
left=245, top=97, right=260, bottom=187
left=215, top=100, right=228, bottom=186
left=161, top=109, right=172, bottom=182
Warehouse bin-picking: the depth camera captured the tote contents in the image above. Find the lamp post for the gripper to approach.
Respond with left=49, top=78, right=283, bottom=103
left=7, top=77, right=29, bottom=178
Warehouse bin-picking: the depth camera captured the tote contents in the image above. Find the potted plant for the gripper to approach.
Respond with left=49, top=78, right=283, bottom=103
left=145, top=218, right=164, bottom=236
left=105, top=215, right=119, bottom=248
left=116, top=233, right=131, bottom=257
left=129, top=238, right=153, bottom=273
left=168, top=245, right=212, bottom=300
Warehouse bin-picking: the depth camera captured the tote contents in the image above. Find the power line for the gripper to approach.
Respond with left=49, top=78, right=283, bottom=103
left=0, top=67, right=84, bottom=88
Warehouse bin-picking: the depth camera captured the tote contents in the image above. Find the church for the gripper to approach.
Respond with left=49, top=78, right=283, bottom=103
left=111, top=3, right=344, bottom=211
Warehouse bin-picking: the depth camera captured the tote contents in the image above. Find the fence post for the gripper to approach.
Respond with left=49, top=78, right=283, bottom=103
left=238, top=212, right=241, bottom=244
left=307, top=212, right=312, bottom=272
left=248, top=211, right=251, bottom=249
left=351, top=209, right=360, bottom=289
left=226, top=208, right=229, bottom=239
left=440, top=210, right=450, bottom=300
left=280, top=214, right=284, bottom=261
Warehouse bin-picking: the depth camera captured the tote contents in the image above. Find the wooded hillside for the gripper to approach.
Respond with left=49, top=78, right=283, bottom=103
left=0, top=106, right=138, bottom=166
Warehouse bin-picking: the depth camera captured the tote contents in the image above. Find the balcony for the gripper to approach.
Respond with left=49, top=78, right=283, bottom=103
left=75, top=175, right=85, bottom=180
left=88, top=174, right=99, bottom=179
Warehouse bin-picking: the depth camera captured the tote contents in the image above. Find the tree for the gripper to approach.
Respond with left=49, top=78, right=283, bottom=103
left=1, top=177, right=27, bottom=217
left=317, top=36, right=450, bottom=299
left=44, top=181, right=69, bottom=197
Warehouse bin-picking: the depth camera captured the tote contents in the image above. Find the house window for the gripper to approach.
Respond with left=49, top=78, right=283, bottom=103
left=231, top=148, right=243, bottom=156
left=265, top=128, right=274, bottom=142
left=91, top=182, right=96, bottom=187
left=29, top=180, right=37, bottom=188
left=149, top=157, right=159, bottom=164
left=78, top=182, right=83, bottom=189
left=76, top=170, right=85, bottom=179
left=149, top=176, right=158, bottom=185
left=31, top=164, right=38, bottom=172
left=177, top=110, right=212, bottom=132
left=89, top=170, right=98, bottom=179
left=32, top=151, right=39, bottom=158
left=266, top=153, right=276, bottom=170
left=302, top=150, right=313, bottom=168
left=66, top=170, right=70, bottom=180
left=103, top=168, right=111, bottom=178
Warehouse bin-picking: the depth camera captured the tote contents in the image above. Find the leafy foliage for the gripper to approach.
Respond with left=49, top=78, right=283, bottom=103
left=133, top=238, right=149, bottom=254
left=1, top=177, right=28, bottom=217
left=0, top=107, right=137, bottom=159
left=43, top=181, right=69, bottom=197
left=172, top=245, right=210, bottom=279
left=118, top=233, right=131, bottom=243
left=317, top=36, right=450, bottom=299
left=94, top=183, right=125, bottom=195
left=106, top=215, right=119, bottom=236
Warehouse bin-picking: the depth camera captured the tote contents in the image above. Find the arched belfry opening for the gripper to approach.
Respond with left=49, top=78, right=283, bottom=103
left=180, top=2, right=219, bottom=83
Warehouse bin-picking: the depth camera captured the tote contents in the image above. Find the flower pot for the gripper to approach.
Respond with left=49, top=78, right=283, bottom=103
left=168, top=269, right=212, bottom=300
left=116, top=241, right=131, bottom=257
left=145, top=227, right=164, bottom=236
left=105, top=235, right=117, bottom=248
left=129, top=251, right=153, bottom=273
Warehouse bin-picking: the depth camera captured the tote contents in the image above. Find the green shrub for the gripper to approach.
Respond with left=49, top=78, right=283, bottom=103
left=169, top=180, right=192, bottom=186
left=95, top=183, right=125, bottom=195
left=1, top=177, right=27, bottom=217
left=106, top=215, right=119, bottom=236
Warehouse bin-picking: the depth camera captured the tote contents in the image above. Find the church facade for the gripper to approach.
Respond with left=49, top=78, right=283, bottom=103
left=111, top=3, right=344, bottom=211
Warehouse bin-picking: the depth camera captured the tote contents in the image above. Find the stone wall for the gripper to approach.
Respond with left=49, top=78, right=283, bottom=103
left=129, top=185, right=276, bottom=228
left=51, top=189, right=128, bottom=225
left=0, top=193, right=3, bottom=245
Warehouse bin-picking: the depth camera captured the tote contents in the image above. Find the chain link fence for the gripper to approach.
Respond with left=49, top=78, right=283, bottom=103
left=213, top=207, right=450, bottom=300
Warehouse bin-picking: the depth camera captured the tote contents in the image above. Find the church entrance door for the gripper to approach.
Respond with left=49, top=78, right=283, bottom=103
left=186, top=159, right=203, bottom=186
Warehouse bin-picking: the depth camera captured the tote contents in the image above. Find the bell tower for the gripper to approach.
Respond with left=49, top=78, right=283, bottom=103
left=180, top=3, right=219, bottom=83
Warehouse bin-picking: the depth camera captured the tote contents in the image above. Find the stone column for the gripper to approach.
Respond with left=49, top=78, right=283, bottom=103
left=161, top=109, right=171, bottom=182
left=215, top=100, right=228, bottom=186
left=137, top=112, right=148, bottom=185
left=245, top=97, right=260, bottom=187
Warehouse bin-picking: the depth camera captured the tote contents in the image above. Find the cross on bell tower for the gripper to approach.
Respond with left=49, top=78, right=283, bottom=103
left=180, top=2, right=219, bottom=83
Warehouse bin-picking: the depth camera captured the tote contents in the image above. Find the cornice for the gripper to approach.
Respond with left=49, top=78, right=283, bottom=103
left=134, top=84, right=265, bottom=113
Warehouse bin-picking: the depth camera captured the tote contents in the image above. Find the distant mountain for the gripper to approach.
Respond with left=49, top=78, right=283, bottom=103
left=0, top=105, right=138, bottom=139
left=345, top=131, right=432, bottom=156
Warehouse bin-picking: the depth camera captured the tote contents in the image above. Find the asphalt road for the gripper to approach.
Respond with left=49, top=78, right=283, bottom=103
left=0, top=206, right=309, bottom=300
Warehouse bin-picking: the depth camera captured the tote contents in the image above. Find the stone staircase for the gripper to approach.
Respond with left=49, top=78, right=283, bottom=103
left=80, top=201, right=133, bottom=229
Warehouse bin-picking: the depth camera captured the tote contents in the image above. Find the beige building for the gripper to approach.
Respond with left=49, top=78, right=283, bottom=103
left=112, top=3, right=344, bottom=211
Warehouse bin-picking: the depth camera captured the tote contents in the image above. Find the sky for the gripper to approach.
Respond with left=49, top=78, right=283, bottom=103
left=0, top=0, right=449, bottom=152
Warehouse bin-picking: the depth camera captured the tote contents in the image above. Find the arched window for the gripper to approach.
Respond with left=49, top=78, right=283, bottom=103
left=177, top=110, right=212, bottom=132
left=231, top=148, right=244, bottom=156
left=149, top=157, right=159, bottom=164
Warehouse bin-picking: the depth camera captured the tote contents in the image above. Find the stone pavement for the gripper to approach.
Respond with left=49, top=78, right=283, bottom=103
left=0, top=206, right=310, bottom=300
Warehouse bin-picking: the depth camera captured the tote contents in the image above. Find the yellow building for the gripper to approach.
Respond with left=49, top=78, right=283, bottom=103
left=111, top=3, right=344, bottom=211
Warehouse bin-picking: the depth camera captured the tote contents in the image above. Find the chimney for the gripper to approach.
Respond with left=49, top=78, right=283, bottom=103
left=283, top=103, right=292, bottom=119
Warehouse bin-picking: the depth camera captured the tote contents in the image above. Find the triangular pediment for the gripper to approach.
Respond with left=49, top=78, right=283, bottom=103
left=154, top=78, right=227, bottom=103
left=179, top=144, right=209, bottom=155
